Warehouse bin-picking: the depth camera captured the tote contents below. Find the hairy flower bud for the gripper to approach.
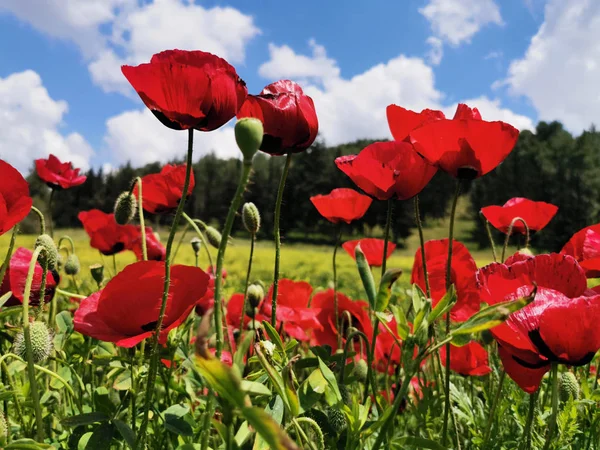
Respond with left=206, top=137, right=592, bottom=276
left=338, top=384, right=352, bottom=405
left=242, top=202, right=261, bottom=234
left=90, top=264, right=104, bottom=286
left=205, top=227, right=222, bottom=249
left=246, top=283, right=265, bottom=308
left=353, top=359, right=369, bottom=383
left=13, top=321, right=53, bottom=364
left=235, top=117, right=263, bottom=161
left=190, top=237, right=202, bottom=255
left=559, top=371, right=579, bottom=402
left=114, top=191, right=137, bottom=225
left=64, top=254, right=80, bottom=276
left=35, top=234, right=58, bottom=270
left=327, top=408, right=347, bottom=434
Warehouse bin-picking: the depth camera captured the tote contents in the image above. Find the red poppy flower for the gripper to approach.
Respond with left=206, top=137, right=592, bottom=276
left=0, top=160, right=32, bottom=236
left=134, top=164, right=195, bottom=214
left=225, top=292, right=270, bottom=330
left=0, top=247, right=58, bottom=307
left=130, top=228, right=166, bottom=261
left=440, top=342, right=491, bottom=376
left=409, top=103, right=519, bottom=179
left=335, top=141, right=437, bottom=200
left=310, top=289, right=372, bottom=351
left=310, top=188, right=372, bottom=224
left=259, top=279, right=321, bottom=341
left=386, top=105, right=446, bottom=142
left=342, top=238, right=396, bottom=267
left=561, top=224, right=600, bottom=278
left=74, top=261, right=209, bottom=347
left=481, top=198, right=558, bottom=234
left=35, top=154, right=87, bottom=190
left=411, top=239, right=480, bottom=322
left=78, top=210, right=137, bottom=256
left=237, top=80, right=318, bottom=155
left=122, top=50, right=247, bottom=131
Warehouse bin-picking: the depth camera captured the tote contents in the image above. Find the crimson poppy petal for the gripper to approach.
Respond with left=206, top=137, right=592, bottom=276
left=310, top=188, right=372, bottom=224
left=481, top=198, right=558, bottom=234
left=498, top=345, right=550, bottom=394
left=386, top=105, right=445, bottom=142
left=35, top=154, right=87, bottom=190
left=0, top=160, right=32, bottom=235
left=440, top=342, right=491, bottom=376
left=342, top=238, right=396, bottom=267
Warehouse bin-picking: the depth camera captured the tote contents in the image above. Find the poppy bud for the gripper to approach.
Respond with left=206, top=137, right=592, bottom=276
left=64, top=254, right=80, bottom=276
left=259, top=340, right=276, bottom=357
left=0, top=413, right=6, bottom=447
left=90, top=264, right=104, bottom=286
left=56, top=252, right=64, bottom=271
left=245, top=303, right=257, bottom=319
left=559, top=372, right=579, bottom=402
left=246, top=283, right=265, bottom=308
left=338, top=384, right=352, bottom=405
left=242, top=202, right=261, bottom=234
left=114, top=191, right=137, bottom=225
left=326, top=408, right=347, bottom=434
left=353, top=359, right=369, bottom=383
left=34, top=234, right=58, bottom=270
left=190, top=237, right=202, bottom=255
left=516, top=248, right=535, bottom=257
left=205, top=227, right=222, bottom=249
left=13, top=321, right=53, bottom=364
left=235, top=117, right=263, bottom=161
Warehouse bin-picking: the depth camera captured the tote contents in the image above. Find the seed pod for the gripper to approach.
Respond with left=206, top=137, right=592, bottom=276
left=242, top=202, right=261, bottom=234
left=90, top=264, right=104, bottom=286
left=326, top=407, right=347, bottom=434
left=64, top=254, right=80, bottom=275
left=235, top=117, right=263, bottom=161
left=246, top=283, right=265, bottom=308
left=35, top=234, right=58, bottom=270
left=205, top=227, right=222, bottom=249
left=13, top=321, right=53, bottom=364
left=353, top=359, right=369, bottom=383
left=190, top=237, right=202, bottom=255
left=559, top=371, right=579, bottom=402
left=114, top=191, right=137, bottom=225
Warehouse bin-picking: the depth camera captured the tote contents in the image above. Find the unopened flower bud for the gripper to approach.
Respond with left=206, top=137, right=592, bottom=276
left=327, top=407, right=347, bottom=434
left=246, top=283, right=265, bottom=308
left=64, top=254, right=80, bottom=276
left=56, top=253, right=64, bottom=271
left=559, top=371, right=579, bottom=402
left=205, top=227, right=222, bottom=249
left=35, top=234, right=58, bottom=270
left=190, top=237, right=202, bottom=255
left=516, top=247, right=534, bottom=258
left=13, top=321, right=53, bottom=364
left=242, top=202, right=261, bottom=234
left=235, top=117, right=263, bottom=161
left=259, top=340, right=276, bottom=357
left=339, top=384, right=352, bottom=405
left=353, top=359, right=369, bottom=383
left=90, top=264, right=104, bottom=286
left=114, top=191, right=137, bottom=225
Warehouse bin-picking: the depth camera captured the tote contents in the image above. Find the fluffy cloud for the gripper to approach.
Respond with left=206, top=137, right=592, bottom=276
left=104, top=109, right=239, bottom=166
left=505, top=0, right=600, bottom=133
left=0, top=70, right=93, bottom=173
left=420, top=0, right=503, bottom=46
left=258, top=41, right=532, bottom=147
left=425, top=37, right=444, bottom=66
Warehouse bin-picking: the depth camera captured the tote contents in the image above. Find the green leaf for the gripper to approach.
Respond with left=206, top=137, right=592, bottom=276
left=355, top=245, right=376, bottom=308
left=375, top=268, right=403, bottom=311
left=85, top=422, right=115, bottom=450
left=50, top=366, right=72, bottom=390
left=4, top=439, right=52, bottom=449
left=393, top=436, right=448, bottom=450
left=262, top=320, right=285, bottom=355
left=298, top=369, right=327, bottom=411
left=412, top=284, right=427, bottom=314
left=389, top=305, right=410, bottom=340
left=62, top=412, right=110, bottom=428
left=0, top=305, right=23, bottom=320
left=318, top=357, right=342, bottom=406
left=241, top=380, right=272, bottom=396
left=194, top=354, right=247, bottom=408
left=234, top=330, right=254, bottom=372
left=254, top=343, right=292, bottom=413
left=429, top=284, right=457, bottom=323
left=112, top=419, right=136, bottom=449
left=242, top=407, right=298, bottom=450
left=55, top=310, right=74, bottom=333
left=113, top=369, right=132, bottom=390
left=164, top=405, right=194, bottom=436
left=0, top=291, right=12, bottom=309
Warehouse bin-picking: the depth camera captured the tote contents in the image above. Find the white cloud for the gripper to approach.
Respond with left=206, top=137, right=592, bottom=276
left=104, top=109, right=239, bottom=167
left=425, top=37, right=444, bottom=66
left=258, top=39, right=340, bottom=86
left=420, top=0, right=503, bottom=46
left=0, top=70, right=94, bottom=174
left=505, top=0, right=600, bottom=133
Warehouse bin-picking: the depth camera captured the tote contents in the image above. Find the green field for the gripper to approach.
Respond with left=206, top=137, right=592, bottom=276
left=0, top=203, right=509, bottom=300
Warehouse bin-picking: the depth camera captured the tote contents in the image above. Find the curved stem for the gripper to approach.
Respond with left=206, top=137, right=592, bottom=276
left=22, top=246, right=44, bottom=441
left=56, top=288, right=86, bottom=299
left=519, top=392, right=537, bottom=450
left=57, top=235, right=75, bottom=254
left=483, top=370, right=506, bottom=447
left=271, top=153, right=293, bottom=327
left=414, top=196, right=431, bottom=298
left=542, top=363, right=559, bottom=450
left=381, top=199, right=393, bottom=277
left=442, top=180, right=461, bottom=447
left=138, top=128, right=195, bottom=447
left=333, top=225, right=342, bottom=349
left=48, top=189, right=55, bottom=238
left=30, top=206, right=46, bottom=235
left=481, top=216, right=498, bottom=263
left=240, top=233, right=256, bottom=331
left=0, top=226, right=18, bottom=287
left=182, top=213, right=214, bottom=268
left=501, top=217, right=529, bottom=262
left=340, top=330, right=370, bottom=383
left=214, top=159, right=254, bottom=357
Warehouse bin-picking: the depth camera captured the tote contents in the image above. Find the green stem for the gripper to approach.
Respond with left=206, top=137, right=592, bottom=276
left=271, top=153, right=293, bottom=327
left=48, top=189, right=55, bottom=238
left=1, top=360, right=26, bottom=433
left=519, top=392, right=537, bottom=450
left=57, top=235, right=75, bottom=254
left=172, top=221, right=190, bottom=263
left=442, top=180, right=461, bottom=447
left=501, top=217, right=529, bottom=262
left=240, top=233, right=256, bottom=331
left=213, top=160, right=254, bottom=357
left=0, top=226, right=18, bottom=287
left=200, top=394, right=215, bottom=450
left=30, top=206, right=45, bottom=235
left=542, top=363, right=559, bottom=450
left=22, top=246, right=44, bottom=441
left=134, top=177, right=148, bottom=261
left=56, top=288, right=86, bottom=299
left=137, top=128, right=195, bottom=448
left=182, top=213, right=214, bottom=268
left=483, top=370, right=506, bottom=447
left=482, top=216, right=498, bottom=262
left=414, top=196, right=431, bottom=298
left=381, top=199, right=393, bottom=277
left=333, top=225, right=342, bottom=349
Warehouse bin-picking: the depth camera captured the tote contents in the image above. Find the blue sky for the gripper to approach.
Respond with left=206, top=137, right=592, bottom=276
left=0, top=0, right=596, bottom=173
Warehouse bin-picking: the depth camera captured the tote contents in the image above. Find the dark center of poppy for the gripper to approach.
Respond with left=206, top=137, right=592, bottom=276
left=260, top=134, right=283, bottom=154
left=141, top=320, right=159, bottom=332
left=456, top=166, right=479, bottom=180
left=102, top=243, right=125, bottom=256
left=528, top=329, right=597, bottom=367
